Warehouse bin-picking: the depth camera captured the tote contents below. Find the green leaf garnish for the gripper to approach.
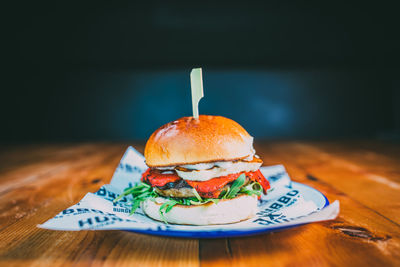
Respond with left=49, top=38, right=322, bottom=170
left=220, top=187, right=230, bottom=199
left=192, top=188, right=203, bottom=202
left=159, top=200, right=178, bottom=224
left=129, top=199, right=142, bottom=215
left=226, top=174, right=246, bottom=199
left=113, top=182, right=153, bottom=203
left=239, top=182, right=263, bottom=197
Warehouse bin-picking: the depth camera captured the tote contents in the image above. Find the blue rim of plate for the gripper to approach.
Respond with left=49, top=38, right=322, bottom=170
left=126, top=181, right=329, bottom=238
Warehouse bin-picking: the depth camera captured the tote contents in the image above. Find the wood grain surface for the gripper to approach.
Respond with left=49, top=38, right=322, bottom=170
left=0, top=141, right=399, bottom=266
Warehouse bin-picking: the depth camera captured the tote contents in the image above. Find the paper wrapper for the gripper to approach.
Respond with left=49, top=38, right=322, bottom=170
left=38, top=147, right=339, bottom=235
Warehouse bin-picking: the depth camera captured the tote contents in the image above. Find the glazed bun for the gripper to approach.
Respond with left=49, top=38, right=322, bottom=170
left=141, top=194, right=258, bottom=225
left=144, top=115, right=254, bottom=167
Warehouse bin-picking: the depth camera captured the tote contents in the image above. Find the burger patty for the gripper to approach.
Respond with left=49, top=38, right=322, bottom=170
left=154, top=177, right=250, bottom=198
left=155, top=187, right=196, bottom=198
left=155, top=179, right=194, bottom=198
left=156, top=179, right=190, bottom=190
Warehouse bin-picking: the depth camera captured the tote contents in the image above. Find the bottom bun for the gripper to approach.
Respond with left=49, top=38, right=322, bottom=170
left=141, top=194, right=258, bottom=225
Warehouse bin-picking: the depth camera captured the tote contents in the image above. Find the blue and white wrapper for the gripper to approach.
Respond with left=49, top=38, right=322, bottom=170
left=38, top=147, right=339, bottom=238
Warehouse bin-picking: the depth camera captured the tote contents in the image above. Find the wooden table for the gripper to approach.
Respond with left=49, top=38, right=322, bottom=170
left=0, top=141, right=399, bottom=266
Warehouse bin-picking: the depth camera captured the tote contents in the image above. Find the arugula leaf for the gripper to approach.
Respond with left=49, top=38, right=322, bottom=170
left=159, top=200, right=178, bottom=224
left=113, top=182, right=152, bottom=203
left=192, top=188, right=203, bottom=202
left=165, top=201, right=178, bottom=213
left=189, top=200, right=204, bottom=205
left=226, top=174, right=246, bottom=198
left=240, top=188, right=261, bottom=196
left=220, top=187, right=230, bottom=199
left=129, top=199, right=142, bottom=215
left=239, top=182, right=263, bottom=197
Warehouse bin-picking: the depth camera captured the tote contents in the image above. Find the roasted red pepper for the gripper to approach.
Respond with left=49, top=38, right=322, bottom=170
left=141, top=169, right=180, bottom=187
left=186, top=172, right=243, bottom=198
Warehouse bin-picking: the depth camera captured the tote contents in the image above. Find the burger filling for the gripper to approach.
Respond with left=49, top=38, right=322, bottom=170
left=142, top=168, right=269, bottom=198
left=114, top=157, right=270, bottom=223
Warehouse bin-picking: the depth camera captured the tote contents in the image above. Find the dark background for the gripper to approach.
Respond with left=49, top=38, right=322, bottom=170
left=2, top=2, right=400, bottom=143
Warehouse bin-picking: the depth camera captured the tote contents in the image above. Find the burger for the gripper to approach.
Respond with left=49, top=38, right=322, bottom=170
left=115, top=115, right=270, bottom=225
